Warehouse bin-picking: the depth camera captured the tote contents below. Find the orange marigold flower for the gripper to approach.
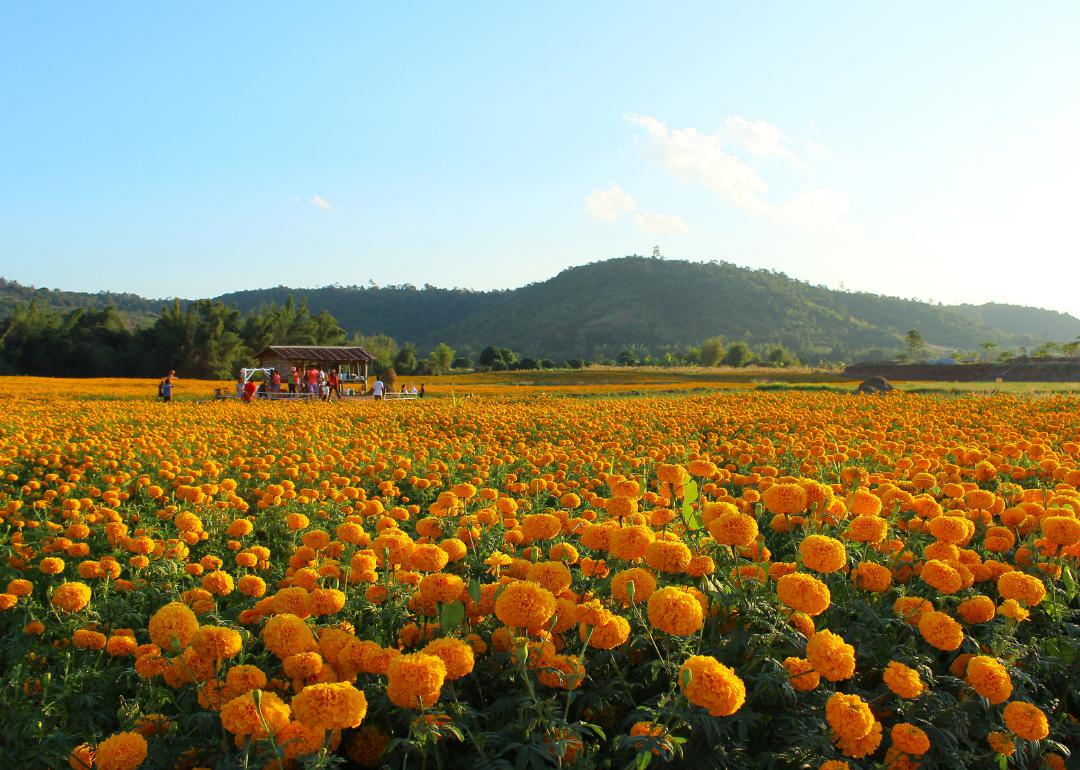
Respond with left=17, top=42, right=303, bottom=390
left=421, top=637, right=475, bottom=680
left=94, top=731, right=147, bottom=770
left=891, top=723, right=930, bottom=755
left=387, top=652, right=447, bottom=709
left=582, top=611, right=631, bottom=649
left=51, top=582, right=92, bottom=613
left=805, top=629, right=856, bottom=681
left=776, top=572, right=831, bottom=616
left=647, top=586, right=704, bottom=636
left=763, top=483, right=808, bottom=515
left=192, top=625, right=243, bottom=661
left=262, top=613, right=316, bottom=659
left=707, top=511, right=759, bottom=547
left=799, top=535, right=847, bottom=573
left=679, top=655, right=745, bottom=716
left=782, top=656, right=819, bottom=691
left=851, top=562, right=892, bottom=592
left=220, top=690, right=291, bottom=737
left=956, top=595, right=996, bottom=624
left=917, top=610, right=964, bottom=651
left=1002, top=701, right=1049, bottom=741
left=920, top=559, right=963, bottom=594
left=883, top=661, right=925, bottom=698
left=964, top=656, right=1012, bottom=704
left=644, top=539, right=692, bottom=573
left=997, top=572, right=1046, bottom=606
left=826, top=692, right=874, bottom=742
left=292, top=681, right=368, bottom=730
left=610, top=567, right=656, bottom=605
left=494, top=580, right=556, bottom=629
left=987, top=730, right=1015, bottom=756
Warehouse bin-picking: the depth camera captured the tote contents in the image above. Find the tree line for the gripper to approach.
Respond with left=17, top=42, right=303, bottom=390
left=0, top=295, right=813, bottom=379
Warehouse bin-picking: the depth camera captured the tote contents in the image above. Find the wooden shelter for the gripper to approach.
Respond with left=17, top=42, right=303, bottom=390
left=254, top=345, right=375, bottom=387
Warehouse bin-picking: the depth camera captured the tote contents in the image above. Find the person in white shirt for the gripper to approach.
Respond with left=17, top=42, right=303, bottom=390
left=372, top=378, right=385, bottom=400
left=409, top=385, right=418, bottom=396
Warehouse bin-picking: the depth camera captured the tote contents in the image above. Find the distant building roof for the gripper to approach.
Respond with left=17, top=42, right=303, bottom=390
left=255, top=345, right=375, bottom=363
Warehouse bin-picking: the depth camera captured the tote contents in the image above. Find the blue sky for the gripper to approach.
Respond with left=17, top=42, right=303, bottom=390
left=1, top=3, right=1078, bottom=318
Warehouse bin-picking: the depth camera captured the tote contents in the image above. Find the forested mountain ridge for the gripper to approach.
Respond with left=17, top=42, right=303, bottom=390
left=3, top=256, right=1079, bottom=361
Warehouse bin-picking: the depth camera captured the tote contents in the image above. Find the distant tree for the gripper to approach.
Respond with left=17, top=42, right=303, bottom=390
left=1032, top=341, right=1060, bottom=359
left=978, top=341, right=998, bottom=363
left=428, top=342, right=455, bottom=374
left=478, top=346, right=501, bottom=368
left=699, top=336, right=727, bottom=367
left=763, top=345, right=799, bottom=368
left=904, top=330, right=928, bottom=362
left=723, top=341, right=754, bottom=368
left=565, top=358, right=586, bottom=369
left=451, top=356, right=474, bottom=370
left=394, top=342, right=418, bottom=374
left=1062, top=338, right=1080, bottom=357
left=617, top=349, right=638, bottom=366
left=516, top=357, right=541, bottom=371
left=354, top=333, right=399, bottom=374
left=540, top=359, right=555, bottom=369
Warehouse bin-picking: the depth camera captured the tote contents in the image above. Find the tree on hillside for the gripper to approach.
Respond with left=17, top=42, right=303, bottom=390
left=616, top=349, right=638, bottom=366
left=904, top=330, right=928, bottom=362
left=723, top=341, right=754, bottom=368
left=699, top=336, right=727, bottom=367
left=763, top=344, right=799, bottom=368
left=353, top=333, right=399, bottom=374
left=428, top=342, right=455, bottom=374
left=394, top=343, right=419, bottom=374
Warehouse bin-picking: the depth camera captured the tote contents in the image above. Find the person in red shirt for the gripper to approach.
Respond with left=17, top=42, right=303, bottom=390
left=271, top=369, right=282, bottom=393
left=306, top=366, right=319, bottom=394
left=242, top=380, right=258, bottom=403
left=327, top=369, right=339, bottom=401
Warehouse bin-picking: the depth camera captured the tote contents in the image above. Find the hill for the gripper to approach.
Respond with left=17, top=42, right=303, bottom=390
left=4, top=257, right=1080, bottom=361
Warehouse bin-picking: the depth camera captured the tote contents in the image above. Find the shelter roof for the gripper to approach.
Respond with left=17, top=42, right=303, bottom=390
left=255, top=345, right=375, bottom=363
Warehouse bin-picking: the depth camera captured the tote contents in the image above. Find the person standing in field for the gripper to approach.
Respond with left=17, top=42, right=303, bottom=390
left=372, top=377, right=385, bottom=400
left=306, top=366, right=319, bottom=394
left=161, top=370, right=178, bottom=402
left=271, top=369, right=281, bottom=393
left=327, top=368, right=339, bottom=401
left=419, top=383, right=425, bottom=399
left=291, top=366, right=300, bottom=394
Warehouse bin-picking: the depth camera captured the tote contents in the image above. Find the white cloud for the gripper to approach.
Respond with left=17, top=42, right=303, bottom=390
left=311, top=195, right=332, bottom=210
left=634, top=212, right=689, bottom=235
left=775, top=186, right=850, bottom=230
left=627, top=113, right=771, bottom=215
left=805, top=139, right=829, bottom=158
left=723, top=116, right=798, bottom=161
left=585, top=184, right=636, bottom=221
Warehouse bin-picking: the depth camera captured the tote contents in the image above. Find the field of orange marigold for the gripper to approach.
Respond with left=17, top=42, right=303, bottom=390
left=0, top=386, right=1077, bottom=769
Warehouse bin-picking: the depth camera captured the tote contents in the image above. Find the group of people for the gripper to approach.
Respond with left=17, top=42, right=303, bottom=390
left=235, top=366, right=426, bottom=403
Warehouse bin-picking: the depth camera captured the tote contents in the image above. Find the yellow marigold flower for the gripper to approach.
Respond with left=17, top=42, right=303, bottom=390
left=917, top=610, right=964, bottom=651
left=826, top=692, right=874, bottom=742
left=220, top=690, right=290, bottom=737
left=494, top=580, right=556, bottom=629
left=1002, top=700, right=1049, bottom=741
left=776, top=572, right=831, bottom=616
left=236, top=574, right=266, bottom=598
left=964, top=656, right=1012, bottom=704
left=707, top=511, right=759, bottom=547
left=418, top=572, right=465, bottom=605
left=94, top=731, right=147, bottom=770
left=0, top=593, right=17, bottom=611
left=275, top=720, right=325, bottom=760
left=292, top=681, right=368, bottom=730
left=997, top=572, right=1046, bottom=606
left=422, top=637, right=475, bottom=680
left=224, top=664, right=267, bottom=698
left=891, top=723, right=930, bottom=755
left=148, top=601, right=198, bottom=650
left=7, top=578, right=32, bottom=597
left=283, top=651, right=324, bottom=680
left=847, top=488, right=882, bottom=517
left=647, top=586, right=704, bottom=636
left=805, top=629, right=856, bottom=681
left=688, top=459, right=718, bottom=477
left=311, top=587, right=346, bottom=616
left=678, top=655, right=745, bottom=717
left=782, top=656, right=819, bottom=691
left=799, top=535, right=847, bottom=573
left=409, top=543, right=450, bottom=572
left=51, top=582, right=92, bottom=613
left=262, top=613, right=316, bottom=659
left=893, top=596, right=932, bottom=625
left=883, top=661, right=924, bottom=698
left=763, top=483, right=808, bottom=515
left=387, top=652, right=447, bottom=709
left=656, top=463, right=689, bottom=485
left=192, top=625, right=242, bottom=661
left=820, top=762, right=851, bottom=770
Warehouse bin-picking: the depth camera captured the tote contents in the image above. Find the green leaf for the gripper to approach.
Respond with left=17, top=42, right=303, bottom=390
left=1063, top=565, right=1077, bottom=602
left=469, top=578, right=482, bottom=605
left=681, top=480, right=702, bottom=531
left=439, top=600, right=466, bottom=632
